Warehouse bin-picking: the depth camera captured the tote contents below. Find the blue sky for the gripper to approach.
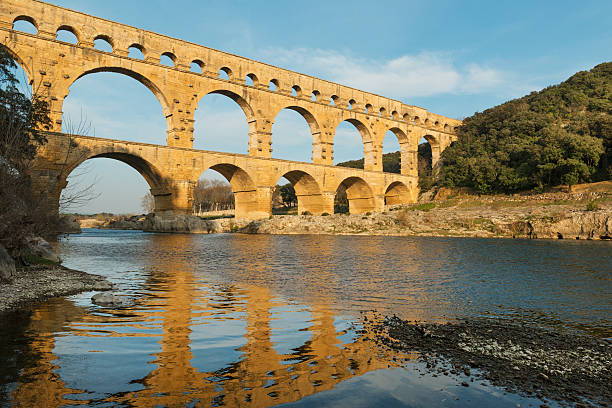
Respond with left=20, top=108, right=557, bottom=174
left=14, top=0, right=612, bottom=213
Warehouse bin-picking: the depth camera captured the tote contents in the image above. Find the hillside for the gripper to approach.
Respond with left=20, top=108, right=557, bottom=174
left=442, top=62, right=611, bottom=193
left=339, top=62, right=611, bottom=194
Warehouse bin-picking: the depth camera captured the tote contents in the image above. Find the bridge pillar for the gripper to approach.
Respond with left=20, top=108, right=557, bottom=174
left=247, top=118, right=273, bottom=158
left=312, top=139, right=333, bottom=166
left=399, top=140, right=418, bottom=177
left=165, top=93, right=197, bottom=148
left=363, top=141, right=382, bottom=172
left=155, top=180, right=195, bottom=214
left=234, top=186, right=272, bottom=220
left=320, top=193, right=336, bottom=215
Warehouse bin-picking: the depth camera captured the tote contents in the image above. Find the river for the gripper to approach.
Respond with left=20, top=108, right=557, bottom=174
left=1, top=230, right=610, bottom=407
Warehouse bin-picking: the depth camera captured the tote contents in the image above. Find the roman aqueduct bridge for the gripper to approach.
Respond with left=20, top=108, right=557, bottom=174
left=1, top=0, right=461, bottom=218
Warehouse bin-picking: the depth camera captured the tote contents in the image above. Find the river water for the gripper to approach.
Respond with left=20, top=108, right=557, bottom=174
left=1, top=230, right=611, bottom=407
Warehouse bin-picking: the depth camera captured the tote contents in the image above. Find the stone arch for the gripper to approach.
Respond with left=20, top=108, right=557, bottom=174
left=420, top=134, right=440, bottom=175
left=60, top=148, right=169, bottom=212
left=273, top=169, right=324, bottom=215
left=332, top=118, right=374, bottom=168
left=291, top=85, right=302, bottom=97
left=1, top=43, right=33, bottom=85
left=384, top=181, right=410, bottom=206
left=219, top=66, right=232, bottom=80
left=56, top=25, right=80, bottom=44
left=69, top=66, right=171, bottom=121
left=93, top=34, right=114, bottom=51
left=12, top=15, right=38, bottom=33
left=160, top=52, right=176, bottom=66
left=128, top=43, right=146, bottom=59
left=270, top=105, right=321, bottom=143
left=197, top=163, right=258, bottom=219
left=335, top=176, right=376, bottom=214
left=245, top=73, right=259, bottom=87
left=385, top=127, right=411, bottom=175
left=269, top=78, right=279, bottom=91
left=200, top=88, right=255, bottom=123
left=190, top=59, right=204, bottom=73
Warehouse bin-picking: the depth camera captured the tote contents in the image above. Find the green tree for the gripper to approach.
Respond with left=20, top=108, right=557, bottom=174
left=440, top=62, right=610, bottom=193
left=279, top=183, right=297, bottom=207
left=0, top=44, right=52, bottom=255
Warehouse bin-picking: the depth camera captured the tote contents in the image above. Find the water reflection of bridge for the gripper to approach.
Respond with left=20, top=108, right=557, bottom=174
left=10, top=253, right=401, bottom=406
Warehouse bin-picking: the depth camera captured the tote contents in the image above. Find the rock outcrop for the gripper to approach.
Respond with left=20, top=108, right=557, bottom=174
left=56, top=215, right=82, bottom=234
left=0, top=244, right=16, bottom=283
left=25, top=236, right=62, bottom=264
left=531, top=211, right=611, bottom=240
left=142, top=213, right=247, bottom=234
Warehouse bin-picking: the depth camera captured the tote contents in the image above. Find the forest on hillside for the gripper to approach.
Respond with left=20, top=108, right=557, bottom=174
left=339, top=62, right=611, bottom=194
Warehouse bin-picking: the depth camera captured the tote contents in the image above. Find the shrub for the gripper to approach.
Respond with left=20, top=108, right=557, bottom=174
left=586, top=200, right=599, bottom=211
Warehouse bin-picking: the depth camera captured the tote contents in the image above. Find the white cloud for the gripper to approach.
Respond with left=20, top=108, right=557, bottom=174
left=261, top=48, right=509, bottom=99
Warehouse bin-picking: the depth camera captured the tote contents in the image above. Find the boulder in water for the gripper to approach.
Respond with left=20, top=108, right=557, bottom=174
left=92, top=292, right=131, bottom=307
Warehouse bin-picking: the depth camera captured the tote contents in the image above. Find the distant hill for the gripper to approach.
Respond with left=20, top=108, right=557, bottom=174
left=339, top=62, right=611, bottom=194
left=442, top=62, right=611, bottom=193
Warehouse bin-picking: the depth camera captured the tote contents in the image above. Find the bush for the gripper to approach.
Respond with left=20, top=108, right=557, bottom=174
left=321, top=212, right=330, bottom=216
left=586, top=200, right=599, bottom=211
left=409, top=203, right=436, bottom=212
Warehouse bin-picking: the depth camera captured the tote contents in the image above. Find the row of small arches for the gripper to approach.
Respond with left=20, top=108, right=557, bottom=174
left=11, top=15, right=457, bottom=133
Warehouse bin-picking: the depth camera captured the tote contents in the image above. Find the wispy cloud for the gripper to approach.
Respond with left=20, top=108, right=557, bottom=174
left=260, top=48, right=514, bottom=99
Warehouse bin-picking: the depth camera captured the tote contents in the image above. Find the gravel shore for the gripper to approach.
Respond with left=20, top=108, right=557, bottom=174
left=0, top=265, right=112, bottom=314
left=365, top=315, right=612, bottom=407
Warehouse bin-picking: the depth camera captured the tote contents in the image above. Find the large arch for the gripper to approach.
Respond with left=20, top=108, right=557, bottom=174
left=335, top=176, right=376, bottom=214
left=59, top=149, right=170, bottom=213
left=70, top=67, right=170, bottom=117
left=270, top=105, right=321, bottom=163
left=385, top=127, right=411, bottom=175
left=272, top=169, right=324, bottom=215
left=333, top=118, right=375, bottom=169
left=193, top=89, right=254, bottom=154
left=384, top=181, right=410, bottom=206
left=1, top=43, right=33, bottom=85
left=196, top=163, right=258, bottom=219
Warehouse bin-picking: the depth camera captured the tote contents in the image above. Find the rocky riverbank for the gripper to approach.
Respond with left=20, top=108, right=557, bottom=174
left=365, top=315, right=611, bottom=407
left=242, top=190, right=612, bottom=240
left=71, top=185, right=612, bottom=241
left=0, top=264, right=113, bottom=314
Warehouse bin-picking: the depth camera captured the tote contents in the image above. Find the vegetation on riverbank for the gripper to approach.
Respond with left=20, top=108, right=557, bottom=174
left=0, top=45, right=55, bottom=261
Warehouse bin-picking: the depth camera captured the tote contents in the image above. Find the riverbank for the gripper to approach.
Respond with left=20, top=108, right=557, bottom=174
left=0, top=264, right=113, bottom=314
left=242, top=189, right=612, bottom=240
left=366, top=315, right=611, bottom=407
left=73, top=184, right=612, bottom=240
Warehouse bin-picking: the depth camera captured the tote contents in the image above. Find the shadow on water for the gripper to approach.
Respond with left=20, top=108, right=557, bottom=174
left=0, top=230, right=610, bottom=406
